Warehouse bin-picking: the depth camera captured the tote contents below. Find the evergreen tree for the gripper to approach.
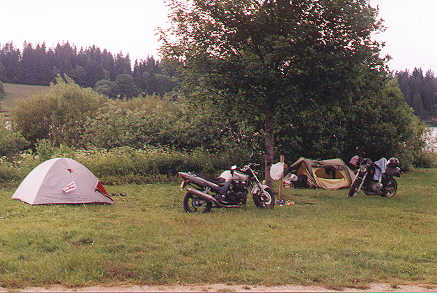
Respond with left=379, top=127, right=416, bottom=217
left=0, top=42, right=21, bottom=83
left=396, top=68, right=437, bottom=119
left=0, top=41, right=176, bottom=95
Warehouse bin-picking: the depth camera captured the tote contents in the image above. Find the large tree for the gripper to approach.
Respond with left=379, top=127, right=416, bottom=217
left=161, top=0, right=387, bottom=186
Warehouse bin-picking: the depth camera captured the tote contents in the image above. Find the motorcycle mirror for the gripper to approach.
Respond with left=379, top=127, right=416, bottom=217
left=231, top=165, right=237, bottom=171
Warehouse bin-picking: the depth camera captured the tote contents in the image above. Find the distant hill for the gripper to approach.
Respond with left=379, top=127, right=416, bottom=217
left=2, top=83, right=50, bottom=110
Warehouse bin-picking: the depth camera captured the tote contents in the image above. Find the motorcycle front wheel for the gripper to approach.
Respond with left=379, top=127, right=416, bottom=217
left=348, top=186, right=359, bottom=197
left=383, top=179, right=398, bottom=198
left=253, top=188, right=275, bottom=208
left=348, top=176, right=363, bottom=197
left=183, top=192, right=212, bottom=213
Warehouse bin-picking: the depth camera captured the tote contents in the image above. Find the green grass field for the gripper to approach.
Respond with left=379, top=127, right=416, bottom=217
left=2, top=83, right=49, bottom=110
left=0, top=169, right=437, bottom=289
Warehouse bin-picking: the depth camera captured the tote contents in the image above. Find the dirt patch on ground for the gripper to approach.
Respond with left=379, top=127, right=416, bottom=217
left=3, top=283, right=437, bottom=292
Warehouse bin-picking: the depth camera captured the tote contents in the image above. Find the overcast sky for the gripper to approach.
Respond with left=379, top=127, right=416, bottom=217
left=370, top=0, right=437, bottom=73
left=1, top=1, right=436, bottom=73
left=1, top=0, right=169, bottom=62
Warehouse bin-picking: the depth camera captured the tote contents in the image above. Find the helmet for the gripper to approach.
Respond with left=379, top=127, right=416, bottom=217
left=387, top=157, right=400, bottom=167
left=349, top=155, right=360, bottom=167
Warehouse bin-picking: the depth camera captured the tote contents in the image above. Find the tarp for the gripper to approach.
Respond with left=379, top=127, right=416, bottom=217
left=288, top=157, right=355, bottom=190
left=12, top=158, right=113, bottom=205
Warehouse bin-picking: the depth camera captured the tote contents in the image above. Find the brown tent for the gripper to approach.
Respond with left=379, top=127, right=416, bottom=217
left=288, top=157, right=355, bottom=190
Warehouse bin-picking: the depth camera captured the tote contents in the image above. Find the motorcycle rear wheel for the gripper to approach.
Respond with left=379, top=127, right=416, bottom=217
left=183, top=192, right=212, bottom=213
left=383, top=179, right=398, bottom=198
left=253, top=188, right=275, bottom=208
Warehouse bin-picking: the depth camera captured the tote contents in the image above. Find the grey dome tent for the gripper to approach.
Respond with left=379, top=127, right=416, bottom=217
left=12, top=158, right=113, bottom=205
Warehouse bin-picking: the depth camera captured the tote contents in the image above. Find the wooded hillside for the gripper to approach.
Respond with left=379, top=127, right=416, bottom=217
left=0, top=42, right=176, bottom=97
left=396, top=68, right=437, bottom=120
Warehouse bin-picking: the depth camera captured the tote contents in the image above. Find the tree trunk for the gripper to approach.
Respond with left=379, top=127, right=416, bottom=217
left=264, top=106, right=275, bottom=188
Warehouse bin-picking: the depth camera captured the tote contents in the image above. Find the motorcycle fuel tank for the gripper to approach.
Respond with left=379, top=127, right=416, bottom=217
left=219, top=170, right=249, bottom=182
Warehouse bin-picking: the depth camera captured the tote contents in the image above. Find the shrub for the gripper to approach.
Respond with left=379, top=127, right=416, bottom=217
left=114, top=74, right=139, bottom=98
left=0, top=116, right=29, bottom=157
left=0, top=151, right=39, bottom=186
left=10, top=76, right=107, bottom=147
left=412, top=151, right=437, bottom=168
left=0, top=80, right=4, bottom=99
left=81, top=97, right=181, bottom=149
left=0, top=163, right=23, bottom=185
left=81, top=95, right=261, bottom=157
left=94, top=79, right=116, bottom=98
left=34, top=139, right=75, bottom=162
left=0, top=146, right=250, bottom=185
left=79, top=146, right=250, bottom=184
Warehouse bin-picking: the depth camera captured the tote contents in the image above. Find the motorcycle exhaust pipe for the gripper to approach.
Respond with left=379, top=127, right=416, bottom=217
left=187, top=188, right=224, bottom=207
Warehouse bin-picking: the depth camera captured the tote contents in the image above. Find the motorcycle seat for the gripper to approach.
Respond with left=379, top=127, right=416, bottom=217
left=196, top=174, right=227, bottom=186
left=212, top=177, right=226, bottom=185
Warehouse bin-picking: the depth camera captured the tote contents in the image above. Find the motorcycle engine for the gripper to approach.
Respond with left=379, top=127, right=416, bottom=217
left=227, top=181, right=248, bottom=204
left=367, top=181, right=383, bottom=194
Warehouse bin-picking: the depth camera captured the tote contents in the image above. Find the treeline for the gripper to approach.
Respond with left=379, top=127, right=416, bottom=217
left=0, top=42, right=176, bottom=97
left=396, top=68, right=437, bottom=120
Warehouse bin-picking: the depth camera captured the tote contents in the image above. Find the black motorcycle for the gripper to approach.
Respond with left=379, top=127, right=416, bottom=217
left=178, top=163, right=275, bottom=213
left=348, top=156, right=401, bottom=198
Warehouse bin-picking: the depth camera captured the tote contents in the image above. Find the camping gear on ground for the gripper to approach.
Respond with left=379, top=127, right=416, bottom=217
left=287, top=157, right=355, bottom=190
left=283, top=173, right=298, bottom=188
left=277, top=199, right=294, bottom=206
left=178, top=163, right=275, bottom=213
left=348, top=156, right=401, bottom=198
left=12, top=158, right=113, bottom=205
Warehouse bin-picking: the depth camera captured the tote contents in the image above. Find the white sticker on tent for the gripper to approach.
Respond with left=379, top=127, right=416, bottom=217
left=63, top=181, right=77, bottom=193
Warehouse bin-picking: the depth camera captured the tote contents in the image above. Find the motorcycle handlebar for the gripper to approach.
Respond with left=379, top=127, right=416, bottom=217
left=244, top=163, right=259, bottom=169
left=237, top=163, right=260, bottom=174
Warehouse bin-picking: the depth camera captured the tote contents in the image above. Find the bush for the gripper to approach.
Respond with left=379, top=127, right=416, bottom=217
left=77, top=146, right=251, bottom=184
left=0, top=116, right=29, bottom=157
left=80, top=97, right=181, bottom=149
left=0, top=80, right=4, bottom=99
left=0, top=163, right=23, bottom=185
left=0, top=151, right=39, bottom=186
left=81, top=96, right=259, bottom=157
left=413, top=151, right=437, bottom=168
left=0, top=145, right=251, bottom=186
left=10, top=76, right=107, bottom=146
left=94, top=79, right=116, bottom=98
left=33, top=139, right=75, bottom=162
